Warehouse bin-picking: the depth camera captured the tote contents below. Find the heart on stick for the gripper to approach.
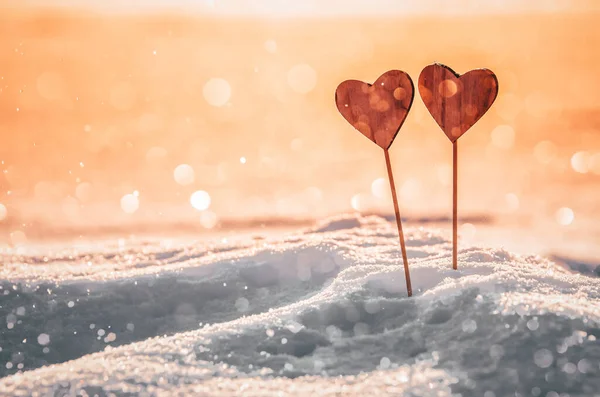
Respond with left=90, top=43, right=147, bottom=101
left=418, top=63, right=498, bottom=142
left=335, top=70, right=414, bottom=149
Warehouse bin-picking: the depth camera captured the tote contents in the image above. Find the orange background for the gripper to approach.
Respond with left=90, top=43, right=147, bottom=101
left=0, top=2, right=599, bottom=255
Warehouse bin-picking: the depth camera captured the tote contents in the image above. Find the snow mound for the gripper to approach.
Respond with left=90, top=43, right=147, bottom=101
left=1, top=214, right=599, bottom=396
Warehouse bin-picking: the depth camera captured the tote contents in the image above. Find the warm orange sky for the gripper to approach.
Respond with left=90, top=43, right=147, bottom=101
left=1, top=5, right=599, bottom=247
left=10, top=0, right=600, bottom=15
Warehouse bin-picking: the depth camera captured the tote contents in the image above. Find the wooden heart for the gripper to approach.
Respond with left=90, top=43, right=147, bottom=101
left=418, top=63, right=498, bottom=142
left=335, top=70, right=414, bottom=149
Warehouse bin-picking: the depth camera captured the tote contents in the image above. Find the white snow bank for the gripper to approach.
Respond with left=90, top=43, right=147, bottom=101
left=1, top=214, right=599, bottom=396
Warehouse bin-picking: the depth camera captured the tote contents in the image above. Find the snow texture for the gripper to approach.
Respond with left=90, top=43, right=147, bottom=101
left=1, top=214, right=599, bottom=396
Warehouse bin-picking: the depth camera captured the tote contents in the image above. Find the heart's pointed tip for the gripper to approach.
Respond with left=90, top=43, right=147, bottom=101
left=383, top=139, right=394, bottom=150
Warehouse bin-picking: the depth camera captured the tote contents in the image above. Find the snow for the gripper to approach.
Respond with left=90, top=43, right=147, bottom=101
left=1, top=214, right=599, bottom=396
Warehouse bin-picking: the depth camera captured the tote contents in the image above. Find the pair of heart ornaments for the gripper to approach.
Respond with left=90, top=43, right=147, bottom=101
left=335, top=63, right=499, bottom=150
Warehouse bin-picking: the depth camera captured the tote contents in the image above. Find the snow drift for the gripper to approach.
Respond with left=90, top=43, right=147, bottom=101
left=1, top=214, right=599, bottom=396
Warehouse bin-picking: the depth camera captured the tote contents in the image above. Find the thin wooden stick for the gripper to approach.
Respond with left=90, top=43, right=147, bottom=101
left=384, top=148, right=412, bottom=297
left=452, top=141, right=458, bottom=270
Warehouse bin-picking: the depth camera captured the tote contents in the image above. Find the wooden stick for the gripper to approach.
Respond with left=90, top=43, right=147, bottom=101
left=384, top=148, right=412, bottom=297
left=452, top=141, right=458, bottom=270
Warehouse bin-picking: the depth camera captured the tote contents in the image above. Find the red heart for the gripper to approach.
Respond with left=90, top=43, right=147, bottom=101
left=418, top=63, right=498, bottom=142
left=335, top=70, right=414, bottom=149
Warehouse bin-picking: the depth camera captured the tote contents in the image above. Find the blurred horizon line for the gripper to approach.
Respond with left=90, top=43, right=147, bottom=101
left=0, top=212, right=495, bottom=244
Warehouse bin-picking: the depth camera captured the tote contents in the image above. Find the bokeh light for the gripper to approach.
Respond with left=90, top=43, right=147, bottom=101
left=371, top=177, right=388, bottom=199
left=490, top=125, right=515, bottom=149
left=190, top=191, right=211, bottom=211
left=350, top=193, right=368, bottom=212
left=556, top=207, right=574, bottom=226
left=399, top=178, right=421, bottom=202
left=438, top=79, right=458, bottom=98
left=75, top=182, right=93, bottom=202
left=0, top=203, right=7, bottom=221
left=287, top=64, right=317, bottom=94
left=264, top=39, right=277, bottom=53
left=571, top=151, right=590, bottom=174
left=173, top=164, right=195, bottom=185
left=37, top=334, right=50, bottom=346
left=120, top=194, right=140, bottom=214
left=10, top=230, right=27, bottom=246
left=203, top=78, right=231, bottom=107
left=200, top=211, right=219, bottom=229
left=504, top=193, right=520, bottom=212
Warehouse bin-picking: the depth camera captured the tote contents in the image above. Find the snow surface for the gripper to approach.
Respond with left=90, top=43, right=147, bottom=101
left=1, top=214, right=599, bottom=396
